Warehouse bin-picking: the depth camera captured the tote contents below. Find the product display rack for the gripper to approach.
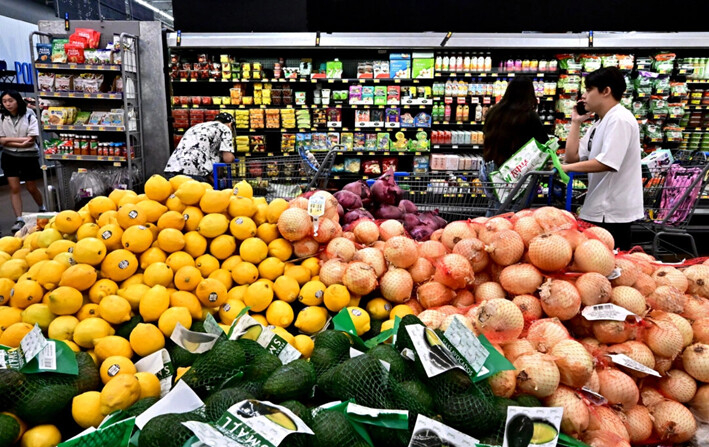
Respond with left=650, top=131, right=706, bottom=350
left=29, top=31, right=144, bottom=210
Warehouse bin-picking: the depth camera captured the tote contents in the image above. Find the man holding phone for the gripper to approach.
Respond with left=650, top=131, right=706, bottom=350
left=562, top=67, right=643, bottom=250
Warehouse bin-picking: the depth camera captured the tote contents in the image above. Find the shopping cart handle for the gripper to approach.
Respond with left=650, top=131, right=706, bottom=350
left=365, top=171, right=410, bottom=186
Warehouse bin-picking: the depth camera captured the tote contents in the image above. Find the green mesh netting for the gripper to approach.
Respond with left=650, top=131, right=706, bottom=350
left=0, top=368, right=25, bottom=412
left=236, top=338, right=268, bottom=361
left=262, top=359, right=315, bottom=402
left=74, top=351, right=100, bottom=393
left=316, top=354, right=393, bottom=409
left=279, top=401, right=314, bottom=447
left=368, top=425, right=411, bottom=447
left=204, top=387, right=255, bottom=422
left=0, top=413, right=20, bottom=447
left=178, top=340, right=246, bottom=397
left=138, top=411, right=207, bottom=447
left=167, top=342, right=198, bottom=368
left=12, top=372, right=77, bottom=425
left=310, top=409, right=369, bottom=447
left=243, top=351, right=282, bottom=383
left=310, top=330, right=352, bottom=378
left=124, top=397, right=160, bottom=417
left=367, top=344, right=414, bottom=383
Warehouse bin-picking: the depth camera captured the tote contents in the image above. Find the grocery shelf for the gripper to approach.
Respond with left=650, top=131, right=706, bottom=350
left=167, top=32, right=318, bottom=48
left=332, top=150, right=429, bottom=156
left=173, top=77, right=429, bottom=85
left=43, top=125, right=126, bottom=132
left=432, top=144, right=483, bottom=150
left=445, top=32, right=589, bottom=48
left=38, top=92, right=123, bottom=99
left=44, top=154, right=129, bottom=162
left=35, top=63, right=122, bottom=71
left=172, top=103, right=432, bottom=110
left=434, top=71, right=559, bottom=78
left=688, top=79, right=709, bottom=84
left=432, top=121, right=484, bottom=126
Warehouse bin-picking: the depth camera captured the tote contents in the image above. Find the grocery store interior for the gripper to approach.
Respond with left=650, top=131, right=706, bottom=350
left=2, top=1, right=709, bottom=446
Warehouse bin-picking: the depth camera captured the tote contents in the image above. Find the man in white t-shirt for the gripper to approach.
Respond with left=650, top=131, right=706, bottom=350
left=562, top=67, right=643, bottom=250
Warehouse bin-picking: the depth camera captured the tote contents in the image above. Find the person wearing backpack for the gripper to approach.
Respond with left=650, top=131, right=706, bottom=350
left=482, top=77, right=549, bottom=216
left=0, top=90, right=46, bottom=232
left=562, top=67, right=643, bottom=250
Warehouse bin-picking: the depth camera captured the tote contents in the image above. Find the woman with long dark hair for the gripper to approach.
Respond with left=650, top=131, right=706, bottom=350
left=481, top=77, right=548, bottom=215
left=0, top=90, right=45, bottom=232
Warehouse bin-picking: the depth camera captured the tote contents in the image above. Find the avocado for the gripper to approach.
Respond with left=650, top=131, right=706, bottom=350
left=0, top=413, right=20, bottom=447
left=505, top=414, right=534, bottom=447
left=262, top=359, right=316, bottom=402
left=530, top=420, right=558, bottom=444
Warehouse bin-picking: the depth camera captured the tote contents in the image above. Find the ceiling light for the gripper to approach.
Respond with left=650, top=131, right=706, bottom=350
left=133, top=0, right=174, bottom=21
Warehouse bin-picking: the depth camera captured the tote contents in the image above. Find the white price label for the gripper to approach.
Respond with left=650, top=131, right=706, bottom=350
left=170, top=322, right=220, bottom=354
left=406, top=325, right=462, bottom=378
left=229, top=315, right=301, bottom=364
left=20, top=324, right=47, bottom=364
left=581, top=387, right=608, bottom=405
left=607, top=353, right=661, bottom=377
left=443, top=317, right=489, bottom=375
left=607, top=267, right=622, bottom=280
left=37, top=341, right=57, bottom=371
left=408, top=415, right=479, bottom=447
left=347, top=402, right=406, bottom=419
left=582, top=304, right=637, bottom=322
left=503, top=406, right=563, bottom=447
left=0, top=351, right=7, bottom=368
left=307, top=193, right=327, bottom=219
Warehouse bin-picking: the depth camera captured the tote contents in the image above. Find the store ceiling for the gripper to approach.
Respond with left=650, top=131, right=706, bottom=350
left=135, top=0, right=173, bottom=26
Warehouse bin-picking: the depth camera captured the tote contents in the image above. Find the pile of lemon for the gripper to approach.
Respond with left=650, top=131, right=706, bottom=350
left=0, top=174, right=417, bottom=441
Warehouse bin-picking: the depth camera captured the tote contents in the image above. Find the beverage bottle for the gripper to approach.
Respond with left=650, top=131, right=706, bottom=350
left=477, top=56, right=485, bottom=72
left=456, top=105, right=463, bottom=121
left=471, top=56, right=478, bottom=71
left=475, top=104, right=483, bottom=122
left=435, top=55, right=442, bottom=71
left=445, top=80, right=452, bottom=96
left=442, top=53, right=450, bottom=71
left=464, top=55, right=471, bottom=71
left=463, top=105, right=470, bottom=121
left=456, top=55, right=463, bottom=72
left=484, top=55, right=492, bottom=71
left=444, top=105, right=451, bottom=121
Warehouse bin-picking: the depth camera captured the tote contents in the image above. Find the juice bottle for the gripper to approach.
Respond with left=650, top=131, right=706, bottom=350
left=463, top=55, right=471, bottom=71
left=444, top=105, right=451, bottom=121
left=442, top=53, right=450, bottom=71
left=435, top=55, right=442, bottom=71
left=477, top=56, right=485, bottom=72
left=456, top=55, right=463, bottom=72
left=484, top=55, right=492, bottom=71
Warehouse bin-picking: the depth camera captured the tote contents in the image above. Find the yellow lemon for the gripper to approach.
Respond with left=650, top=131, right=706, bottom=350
left=200, top=189, right=231, bottom=214
left=270, top=326, right=295, bottom=346
left=265, top=300, right=294, bottom=328
left=158, top=306, right=192, bottom=337
left=348, top=295, right=361, bottom=307
left=168, top=174, right=193, bottom=191
left=273, top=276, right=300, bottom=303
left=10, top=280, right=44, bottom=309
left=183, top=231, right=207, bottom=258
left=174, top=266, right=202, bottom=291
left=294, top=306, right=328, bottom=335
left=101, top=250, right=139, bottom=282
left=20, top=424, right=61, bottom=447
left=136, top=200, right=168, bottom=224
left=139, top=247, right=168, bottom=270
left=175, top=366, right=190, bottom=381
left=100, top=355, right=137, bottom=384
left=97, top=295, right=132, bottom=324
left=239, top=238, right=268, bottom=264
left=195, top=254, right=220, bottom=277
left=231, top=261, right=259, bottom=285
left=256, top=223, right=279, bottom=244
left=218, top=298, right=246, bottom=326
left=253, top=203, right=268, bottom=226
left=88, top=196, right=116, bottom=218
left=94, top=335, right=133, bottom=362
left=118, top=283, right=150, bottom=310
left=143, top=262, right=174, bottom=288
left=155, top=228, right=185, bottom=253
left=170, top=291, right=203, bottom=319
left=129, top=323, right=165, bottom=358
left=134, top=372, right=162, bottom=399
left=293, top=334, right=314, bottom=358
left=47, top=315, right=79, bottom=340
left=347, top=307, right=371, bottom=336
left=24, top=249, right=49, bottom=267
left=251, top=314, right=268, bottom=327
left=93, top=224, right=122, bottom=253
left=117, top=191, right=140, bottom=207
left=166, top=251, right=196, bottom=272
left=96, top=210, right=118, bottom=228
left=233, top=180, right=253, bottom=198
left=54, top=210, right=83, bottom=234
left=0, top=259, right=28, bottom=281
left=266, top=198, right=289, bottom=224
left=59, top=263, right=97, bottom=291
left=73, top=317, right=115, bottom=348
left=229, top=217, right=257, bottom=240
left=197, top=213, right=229, bottom=238
left=121, top=225, right=154, bottom=254
left=144, top=222, right=160, bottom=241
left=62, top=340, right=81, bottom=352
left=228, top=196, right=256, bottom=219
left=0, top=278, right=14, bottom=306
left=323, top=284, right=351, bottom=312
left=75, top=303, right=100, bottom=320
left=121, top=274, right=144, bottom=289
left=165, top=194, right=186, bottom=213
left=195, top=278, right=227, bottom=307
left=175, top=180, right=207, bottom=205
left=157, top=211, right=185, bottom=232
left=21, top=303, right=55, bottom=331
left=227, top=285, right=248, bottom=302
left=36, top=228, right=62, bottom=249
left=108, top=189, right=132, bottom=207
left=243, top=281, right=274, bottom=312
left=0, top=306, right=23, bottom=334
left=208, top=268, right=232, bottom=290
left=76, top=223, right=100, bottom=240
left=72, top=391, right=103, bottom=429
left=72, top=237, right=107, bottom=266
left=144, top=174, right=173, bottom=202
left=182, top=206, right=204, bottom=232
left=12, top=249, right=31, bottom=262
left=116, top=203, right=147, bottom=229
left=301, top=257, right=320, bottom=277
left=298, top=281, right=326, bottom=306
left=0, top=322, right=33, bottom=347
left=0, top=236, right=22, bottom=255
left=389, top=304, right=414, bottom=321
left=221, top=255, right=242, bottom=273
left=267, top=239, right=293, bottom=262
left=46, top=239, right=75, bottom=259
left=99, top=374, right=141, bottom=415
left=257, top=257, right=284, bottom=281
left=36, top=260, right=67, bottom=291
left=285, top=265, right=310, bottom=285
left=139, top=285, right=170, bottom=322
left=366, top=297, right=393, bottom=320
left=210, top=235, right=236, bottom=260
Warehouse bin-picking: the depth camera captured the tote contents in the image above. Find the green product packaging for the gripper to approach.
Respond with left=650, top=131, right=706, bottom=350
left=1, top=324, right=78, bottom=375
left=58, top=417, right=136, bottom=447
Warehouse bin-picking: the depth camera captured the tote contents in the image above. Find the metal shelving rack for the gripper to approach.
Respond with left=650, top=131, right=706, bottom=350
left=29, top=32, right=144, bottom=210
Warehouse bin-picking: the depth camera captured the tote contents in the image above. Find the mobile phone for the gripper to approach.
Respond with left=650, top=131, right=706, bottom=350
left=575, top=101, right=587, bottom=115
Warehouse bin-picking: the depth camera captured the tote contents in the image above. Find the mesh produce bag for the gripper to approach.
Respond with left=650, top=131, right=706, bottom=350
left=317, top=354, right=394, bottom=410
left=139, top=411, right=207, bottom=447
left=280, top=400, right=314, bottom=447
left=367, top=344, right=415, bottom=383
left=242, top=350, right=282, bottom=383
left=262, top=359, right=316, bottom=402
left=166, top=341, right=198, bottom=368
left=0, top=368, right=25, bottom=412
left=0, top=413, right=21, bottom=446
left=310, top=409, right=369, bottom=447
left=204, top=387, right=254, bottom=422
left=310, top=330, right=353, bottom=378
left=74, top=351, right=101, bottom=393
left=178, top=340, right=246, bottom=397
left=11, top=372, right=79, bottom=425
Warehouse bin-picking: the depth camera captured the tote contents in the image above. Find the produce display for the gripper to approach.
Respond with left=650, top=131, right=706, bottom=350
left=1, top=171, right=709, bottom=447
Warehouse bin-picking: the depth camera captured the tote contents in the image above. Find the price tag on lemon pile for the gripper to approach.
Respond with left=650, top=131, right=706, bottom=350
left=581, top=304, right=637, bottom=322
left=606, top=353, right=661, bottom=377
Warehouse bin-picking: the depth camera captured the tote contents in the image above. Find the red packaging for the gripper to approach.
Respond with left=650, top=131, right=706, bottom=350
left=64, top=43, right=85, bottom=63
left=381, top=157, right=398, bottom=172
left=363, top=160, right=382, bottom=175
left=191, top=96, right=201, bottom=106
left=75, top=28, right=100, bottom=48
left=201, top=96, right=212, bottom=105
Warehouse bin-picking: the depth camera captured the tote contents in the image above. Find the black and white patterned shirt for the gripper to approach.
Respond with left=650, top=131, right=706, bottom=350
left=165, top=121, right=234, bottom=177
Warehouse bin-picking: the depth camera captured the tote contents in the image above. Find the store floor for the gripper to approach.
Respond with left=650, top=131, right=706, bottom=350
left=0, top=178, right=46, bottom=236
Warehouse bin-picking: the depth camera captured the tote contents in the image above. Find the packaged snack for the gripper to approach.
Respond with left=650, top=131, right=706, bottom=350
left=344, top=158, right=361, bottom=173
left=652, top=53, right=676, bottom=74
left=392, top=131, right=408, bottom=151
left=370, top=110, right=384, bottom=124
left=386, top=108, right=400, bottom=123
left=328, top=132, right=340, bottom=147
left=54, top=74, right=72, bottom=92
left=349, top=85, right=363, bottom=104
left=412, top=52, right=434, bottom=79
left=74, top=28, right=101, bottom=48
left=327, top=108, right=342, bottom=124
left=74, top=111, right=91, bottom=125
left=390, top=53, right=411, bottom=79
left=51, top=39, right=69, bottom=63
left=644, top=121, right=663, bottom=142
left=365, top=133, right=377, bottom=151
left=387, top=86, right=400, bottom=104
left=354, top=133, right=366, bottom=150
left=355, top=110, right=370, bottom=126
left=649, top=97, right=669, bottom=119
left=653, top=76, right=671, bottom=95
left=64, top=42, right=86, bottom=64
left=381, top=157, right=398, bottom=172
left=332, top=162, right=345, bottom=172
left=362, top=86, right=374, bottom=105
left=38, top=73, right=55, bottom=92
left=635, top=71, right=656, bottom=96
left=81, top=73, right=104, bottom=93
left=363, top=159, right=381, bottom=174
left=341, top=133, right=354, bottom=151
left=377, top=132, right=391, bottom=151
left=414, top=112, right=432, bottom=128
left=670, top=82, right=688, bottom=98
left=400, top=113, right=415, bottom=128
left=374, top=60, right=390, bottom=79
left=413, top=155, right=430, bottom=173
left=631, top=100, right=648, bottom=117
left=374, top=86, right=387, bottom=105
left=36, top=43, right=52, bottom=62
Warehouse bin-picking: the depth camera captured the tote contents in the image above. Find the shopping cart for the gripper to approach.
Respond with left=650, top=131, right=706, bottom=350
left=387, top=170, right=556, bottom=221
left=212, top=145, right=341, bottom=200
